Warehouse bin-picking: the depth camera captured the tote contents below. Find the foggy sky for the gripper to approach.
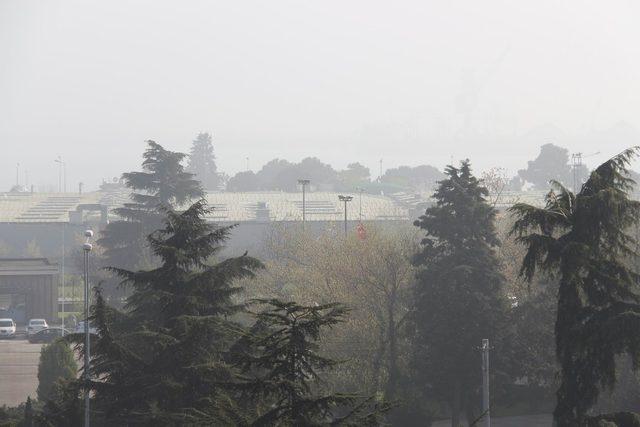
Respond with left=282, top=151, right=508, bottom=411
left=2, top=0, right=640, bottom=192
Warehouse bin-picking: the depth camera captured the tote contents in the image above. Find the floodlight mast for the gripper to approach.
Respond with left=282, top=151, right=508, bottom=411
left=298, top=179, right=310, bottom=230
left=83, top=230, right=93, bottom=427
left=338, top=195, right=353, bottom=236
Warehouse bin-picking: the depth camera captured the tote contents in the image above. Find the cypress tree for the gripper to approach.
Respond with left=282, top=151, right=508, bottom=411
left=411, top=160, right=508, bottom=426
left=510, top=148, right=640, bottom=426
left=36, top=340, right=77, bottom=402
left=23, top=396, right=33, bottom=427
left=187, top=132, right=221, bottom=191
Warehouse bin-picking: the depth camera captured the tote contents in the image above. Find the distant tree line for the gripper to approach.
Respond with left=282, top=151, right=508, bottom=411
left=188, top=132, right=637, bottom=196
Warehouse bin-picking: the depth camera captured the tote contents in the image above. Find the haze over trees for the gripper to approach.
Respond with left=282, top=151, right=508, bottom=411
left=226, top=156, right=444, bottom=194
left=411, top=161, right=509, bottom=427
left=97, top=141, right=203, bottom=300
left=186, top=132, right=221, bottom=191
left=511, top=148, right=640, bottom=426
left=516, top=143, right=589, bottom=191
left=12, top=142, right=640, bottom=426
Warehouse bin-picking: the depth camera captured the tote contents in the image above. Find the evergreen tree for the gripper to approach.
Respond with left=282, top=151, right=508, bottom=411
left=187, top=132, right=221, bottom=191
left=86, top=201, right=262, bottom=424
left=510, top=148, right=640, bottom=426
left=23, top=397, right=33, bottom=427
left=97, top=140, right=203, bottom=298
left=411, top=160, right=508, bottom=427
left=236, top=299, right=391, bottom=426
left=36, top=340, right=77, bottom=402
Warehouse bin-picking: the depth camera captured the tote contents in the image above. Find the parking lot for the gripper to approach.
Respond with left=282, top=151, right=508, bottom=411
left=0, top=336, right=44, bottom=406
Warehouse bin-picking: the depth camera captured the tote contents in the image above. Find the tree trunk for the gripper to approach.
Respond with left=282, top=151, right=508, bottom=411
left=385, top=287, right=399, bottom=398
left=452, top=379, right=461, bottom=427
left=371, top=311, right=386, bottom=391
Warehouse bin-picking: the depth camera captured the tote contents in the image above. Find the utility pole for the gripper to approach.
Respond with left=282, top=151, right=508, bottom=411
left=356, top=187, right=363, bottom=221
left=55, top=156, right=64, bottom=193
left=481, top=338, right=491, bottom=427
left=298, top=179, right=310, bottom=230
left=338, top=195, right=353, bottom=236
left=246, top=157, right=250, bottom=171
left=379, top=159, right=383, bottom=182
left=61, top=223, right=65, bottom=334
left=16, top=163, right=19, bottom=187
left=83, top=230, right=93, bottom=427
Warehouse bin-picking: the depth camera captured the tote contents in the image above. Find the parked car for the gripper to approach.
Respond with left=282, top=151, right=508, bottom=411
left=0, top=319, right=16, bottom=339
left=28, top=327, right=71, bottom=344
left=75, top=321, right=98, bottom=335
left=27, top=319, right=49, bottom=335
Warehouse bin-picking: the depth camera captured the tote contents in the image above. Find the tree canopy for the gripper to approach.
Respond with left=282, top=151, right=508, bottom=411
left=186, top=132, right=221, bottom=191
left=411, top=160, right=508, bottom=427
left=235, top=299, right=391, bottom=426
left=517, top=143, right=589, bottom=191
left=97, top=141, right=203, bottom=298
left=73, top=201, right=262, bottom=424
left=510, top=147, right=640, bottom=426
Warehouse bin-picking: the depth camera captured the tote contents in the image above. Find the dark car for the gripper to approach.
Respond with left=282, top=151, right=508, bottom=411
left=28, top=327, right=71, bottom=344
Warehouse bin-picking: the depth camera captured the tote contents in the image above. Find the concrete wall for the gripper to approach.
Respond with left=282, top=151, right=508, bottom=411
left=0, top=274, right=57, bottom=323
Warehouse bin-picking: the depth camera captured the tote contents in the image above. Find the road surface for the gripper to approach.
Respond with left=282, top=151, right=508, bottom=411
left=0, top=337, right=43, bottom=406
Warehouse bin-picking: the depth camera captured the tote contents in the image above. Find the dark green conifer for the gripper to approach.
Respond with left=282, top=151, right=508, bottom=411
left=411, top=160, right=508, bottom=426
left=510, top=148, right=640, bottom=426
left=237, top=299, right=391, bottom=426
left=58, top=201, right=262, bottom=425
left=98, top=140, right=203, bottom=279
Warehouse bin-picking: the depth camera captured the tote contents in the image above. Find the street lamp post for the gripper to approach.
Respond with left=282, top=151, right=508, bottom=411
left=355, top=187, right=364, bottom=221
left=61, top=223, right=65, bottom=334
left=481, top=338, right=491, bottom=427
left=338, top=195, right=353, bottom=236
left=83, top=230, right=93, bottom=427
left=298, top=179, right=310, bottom=230
left=55, top=156, right=66, bottom=193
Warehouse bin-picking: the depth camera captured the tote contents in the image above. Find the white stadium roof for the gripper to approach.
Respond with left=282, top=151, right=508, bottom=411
left=0, top=191, right=412, bottom=223
left=0, top=189, right=551, bottom=224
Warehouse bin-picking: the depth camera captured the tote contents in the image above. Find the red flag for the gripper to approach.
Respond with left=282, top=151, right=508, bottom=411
left=356, top=223, right=367, bottom=240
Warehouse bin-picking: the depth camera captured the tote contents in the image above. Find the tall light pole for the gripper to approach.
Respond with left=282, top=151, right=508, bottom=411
left=481, top=338, right=491, bottom=427
left=55, top=156, right=65, bottom=193
left=355, top=187, right=364, bottom=221
left=338, top=195, right=353, bottom=236
left=61, top=223, right=65, bottom=333
left=298, top=179, right=310, bottom=230
left=83, top=230, right=93, bottom=427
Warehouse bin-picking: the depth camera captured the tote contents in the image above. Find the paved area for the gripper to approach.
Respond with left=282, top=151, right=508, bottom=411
left=0, top=337, right=44, bottom=406
left=433, top=414, right=552, bottom=427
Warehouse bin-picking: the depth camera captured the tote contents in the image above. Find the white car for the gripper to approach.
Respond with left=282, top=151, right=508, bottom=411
left=27, top=319, right=48, bottom=336
left=75, top=321, right=98, bottom=335
left=0, top=319, right=16, bottom=339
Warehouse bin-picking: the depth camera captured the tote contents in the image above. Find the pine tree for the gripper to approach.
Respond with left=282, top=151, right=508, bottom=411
left=98, top=140, right=203, bottom=299
left=236, top=299, right=391, bottom=426
left=510, top=148, right=640, bottom=426
left=411, top=160, right=508, bottom=427
left=187, top=132, right=221, bottom=191
left=88, top=201, right=262, bottom=424
left=23, top=396, right=33, bottom=427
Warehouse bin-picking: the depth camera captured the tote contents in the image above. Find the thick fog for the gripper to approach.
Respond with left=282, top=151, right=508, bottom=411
left=2, top=0, right=640, bottom=191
